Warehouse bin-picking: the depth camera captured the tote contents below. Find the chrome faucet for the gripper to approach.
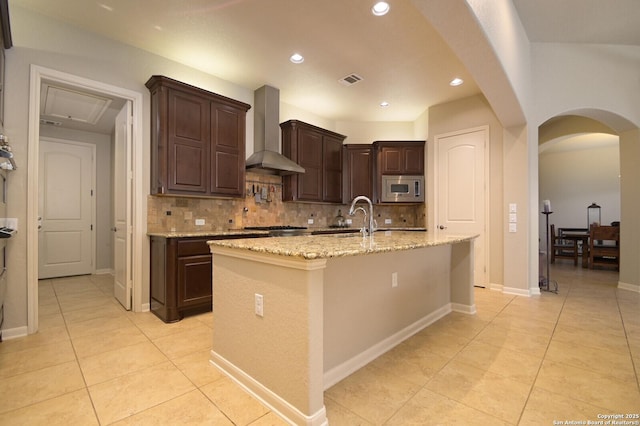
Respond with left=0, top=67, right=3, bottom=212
left=351, top=207, right=368, bottom=237
left=348, top=195, right=375, bottom=236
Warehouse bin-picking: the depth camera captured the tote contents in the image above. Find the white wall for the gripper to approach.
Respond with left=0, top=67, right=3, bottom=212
left=539, top=141, right=621, bottom=238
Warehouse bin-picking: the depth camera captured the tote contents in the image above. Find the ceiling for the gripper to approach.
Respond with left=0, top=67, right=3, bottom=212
left=11, top=0, right=639, bottom=134
left=512, top=0, right=640, bottom=45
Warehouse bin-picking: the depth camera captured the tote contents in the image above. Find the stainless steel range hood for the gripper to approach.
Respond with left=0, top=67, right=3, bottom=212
left=246, top=85, right=305, bottom=175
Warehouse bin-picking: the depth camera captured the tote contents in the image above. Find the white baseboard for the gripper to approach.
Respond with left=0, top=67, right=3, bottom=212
left=210, top=351, right=328, bottom=426
left=618, top=281, right=640, bottom=293
left=502, top=286, right=532, bottom=296
left=1, top=326, right=28, bottom=340
left=489, top=283, right=504, bottom=292
left=94, top=269, right=114, bottom=275
left=451, top=303, right=477, bottom=314
left=140, top=303, right=150, bottom=312
left=323, top=304, right=452, bottom=390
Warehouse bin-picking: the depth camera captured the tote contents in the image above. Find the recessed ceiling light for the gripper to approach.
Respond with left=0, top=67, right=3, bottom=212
left=98, top=3, right=114, bottom=12
left=371, top=2, right=390, bottom=16
left=449, top=77, right=464, bottom=86
left=380, top=101, right=390, bottom=107
left=290, top=53, right=304, bottom=64
left=154, top=25, right=163, bottom=31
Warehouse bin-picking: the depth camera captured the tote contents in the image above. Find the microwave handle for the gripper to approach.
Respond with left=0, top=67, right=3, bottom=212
left=415, top=180, right=420, bottom=197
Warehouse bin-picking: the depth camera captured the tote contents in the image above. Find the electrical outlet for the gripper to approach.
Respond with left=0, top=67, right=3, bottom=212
left=509, top=223, right=517, bottom=233
left=391, top=272, right=398, bottom=288
left=307, top=218, right=314, bottom=224
left=195, top=218, right=205, bottom=226
left=384, top=218, right=392, bottom=225
left=255, top=294, right=264, bottom=317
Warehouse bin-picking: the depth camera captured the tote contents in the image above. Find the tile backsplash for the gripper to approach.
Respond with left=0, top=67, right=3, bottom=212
left=147, top=172, right=426, bottom=233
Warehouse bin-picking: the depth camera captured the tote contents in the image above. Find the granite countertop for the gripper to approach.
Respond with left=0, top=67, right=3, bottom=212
left=148, top=226, right=427, bottom=239
left=147, top=230, right=270, bottom=238
left=207, top=230, right=477, bottom=260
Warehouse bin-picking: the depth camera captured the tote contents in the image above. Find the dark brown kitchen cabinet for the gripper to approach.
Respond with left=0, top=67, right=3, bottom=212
left=374, top=141, right=425, bottom=175
left=280, top=120, right=346, bottom=203
left=146, top=75, right=251, bottom=198
left=343, top=144, right=375, bottom=201
left=150, top=234, right=265, bottom=322
left=150, top=236, right=211, bottom=322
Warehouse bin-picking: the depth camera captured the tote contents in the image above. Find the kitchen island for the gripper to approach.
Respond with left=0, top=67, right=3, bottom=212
left=208, top=231, right=477, bottom=426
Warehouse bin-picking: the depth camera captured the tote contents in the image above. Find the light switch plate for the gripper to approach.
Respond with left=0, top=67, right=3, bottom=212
left=509, top=223, right=517, bottom=233
left=509, top=213, right=517, bottom=223
left=509, top=203, right=517, bottom=213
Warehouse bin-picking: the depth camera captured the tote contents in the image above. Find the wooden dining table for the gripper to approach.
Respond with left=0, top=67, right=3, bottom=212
left=559, top=228, right=590, bottom=268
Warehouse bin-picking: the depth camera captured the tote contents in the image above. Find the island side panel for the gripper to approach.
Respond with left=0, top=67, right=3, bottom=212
left=450, top=239, right=476, bottom=313
left=323, top=245, right=452, bottom=385
left=209, top=248, right=327, bottom=422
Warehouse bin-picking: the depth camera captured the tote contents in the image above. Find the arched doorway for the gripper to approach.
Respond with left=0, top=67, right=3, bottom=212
left=537, top=109, right=640, bottom=292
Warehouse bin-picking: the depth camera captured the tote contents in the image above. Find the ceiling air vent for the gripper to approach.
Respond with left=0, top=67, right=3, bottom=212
left=339, top=73, right=363, bottom=86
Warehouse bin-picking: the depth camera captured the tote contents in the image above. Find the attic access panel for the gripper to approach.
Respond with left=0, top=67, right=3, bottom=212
left=40, top=83, right=112, bottom=125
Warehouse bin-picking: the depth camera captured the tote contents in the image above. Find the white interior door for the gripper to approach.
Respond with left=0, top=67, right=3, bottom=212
left=114, top=101, right=133, bottom=310
left=436, top=127, right=488, bottom=287
left=38, top=139, right=94, bottom=279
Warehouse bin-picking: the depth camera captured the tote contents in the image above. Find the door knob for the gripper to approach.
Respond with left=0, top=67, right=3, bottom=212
left=111, top=227, right=117, bottom=232
left=439, top=225, right=447, bottom=230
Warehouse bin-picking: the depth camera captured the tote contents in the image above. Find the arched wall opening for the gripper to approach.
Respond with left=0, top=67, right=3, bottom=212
left=537, top=109, right=640, bottom=291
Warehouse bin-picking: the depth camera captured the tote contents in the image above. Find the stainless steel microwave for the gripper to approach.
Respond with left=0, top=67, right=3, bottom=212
left=381, top=175, right=424, bottom=203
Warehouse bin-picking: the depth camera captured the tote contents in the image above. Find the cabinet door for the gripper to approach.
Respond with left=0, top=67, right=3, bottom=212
left=344, top=145, right=374, bottom=201
left=403, top=145, right=424, bottom=175
left=323, top=135, right=343, bottom=203
left=167, top=89, right=210, bottom=194
left=297, top=128, right=324, bottom=201
left=210, top=102, right=246, bottom=196
left=379, top=146, right=403, bottom=174
left=377, top=143, right=424, bottom=175
left=177, top=254, right=212, bottom=308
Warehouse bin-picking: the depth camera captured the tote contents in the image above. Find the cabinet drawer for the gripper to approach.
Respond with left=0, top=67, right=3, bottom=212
left=176, top=239, right=210, bottom=257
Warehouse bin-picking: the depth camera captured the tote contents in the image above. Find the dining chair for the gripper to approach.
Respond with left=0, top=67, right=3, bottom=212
left=550, top=224, right=579, bottom=266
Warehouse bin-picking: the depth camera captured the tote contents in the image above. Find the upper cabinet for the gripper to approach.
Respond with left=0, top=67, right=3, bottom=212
left=343, top=144, right=375, bottom=201
left=281, top=120, right=346, bottom=203
left=374, top=141, right=424, bottom=175
left=146, top=75, right=251, bottom=198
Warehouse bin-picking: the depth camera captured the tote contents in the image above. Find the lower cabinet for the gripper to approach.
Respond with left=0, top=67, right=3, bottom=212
left=150, top=234, right=263, bottom=322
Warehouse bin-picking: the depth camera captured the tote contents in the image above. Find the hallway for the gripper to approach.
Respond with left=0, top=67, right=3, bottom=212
left=0, top=265, right=638, bottom=424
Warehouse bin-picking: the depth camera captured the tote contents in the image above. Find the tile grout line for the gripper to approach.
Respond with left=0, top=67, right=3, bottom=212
left=615, top=288, right=640, bottom=395
left=381, top=293, right=520, bottom=425
left=514, top=279, right=571, bottom=425
left=58, top=277, right=107, bottom=426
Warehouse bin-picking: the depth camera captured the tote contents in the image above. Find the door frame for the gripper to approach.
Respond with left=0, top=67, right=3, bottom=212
left=38, top=138, right=97, bottom=278
left=432, top=125, right=490, bottom=288
left=27, top=65, right=144, bottom=334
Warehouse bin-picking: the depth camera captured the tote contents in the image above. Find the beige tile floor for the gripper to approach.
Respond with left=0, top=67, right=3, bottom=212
left=0, top=263, right=638, bottom=425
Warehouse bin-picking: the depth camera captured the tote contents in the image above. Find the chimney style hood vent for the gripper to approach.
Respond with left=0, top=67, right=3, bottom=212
left=246, top=85, right=305, bottom=175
